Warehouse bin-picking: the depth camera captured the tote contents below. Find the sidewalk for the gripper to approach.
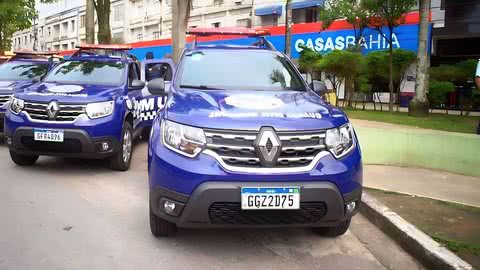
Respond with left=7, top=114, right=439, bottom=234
left=364, top=165, right=480, bottom=208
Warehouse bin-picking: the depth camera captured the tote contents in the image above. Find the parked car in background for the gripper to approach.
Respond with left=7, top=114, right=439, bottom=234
left=0, top=52, right=61, bottom=134
left=4, top=45, right=173, bottom=171
left=146, top=28, right=363, bottom=237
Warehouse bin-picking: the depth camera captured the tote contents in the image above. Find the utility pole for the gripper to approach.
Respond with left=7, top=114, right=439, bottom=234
left=284, top=0, right=292, bottom=57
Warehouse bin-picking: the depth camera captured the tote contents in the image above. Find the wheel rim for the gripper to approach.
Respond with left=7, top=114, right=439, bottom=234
left=122, top=129, right=132, bottom=163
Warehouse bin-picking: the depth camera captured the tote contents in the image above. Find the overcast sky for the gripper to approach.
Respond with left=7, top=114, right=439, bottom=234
left=37, top=0, right=83, bottom=18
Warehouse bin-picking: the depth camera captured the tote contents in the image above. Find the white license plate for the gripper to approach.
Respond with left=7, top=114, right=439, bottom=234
left=34, top=129, right=64, bottom=142
left=241, top=187, right=300, bottom=210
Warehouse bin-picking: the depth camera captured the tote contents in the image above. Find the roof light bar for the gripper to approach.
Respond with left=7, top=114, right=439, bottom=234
left=186, top=27, right=270, bottom=37
left=10, top=51, right=62, bottom=61
left=76, top=44, right=133, bottom=50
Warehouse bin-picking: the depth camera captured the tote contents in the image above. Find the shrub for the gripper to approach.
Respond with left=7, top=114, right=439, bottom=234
left=428, top=80, right=456, bottom=108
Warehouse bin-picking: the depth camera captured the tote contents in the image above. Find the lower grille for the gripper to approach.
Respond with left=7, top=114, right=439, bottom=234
left=21, top=137, right=82, bottom=153
left=209, top=202, right=327, bottom=225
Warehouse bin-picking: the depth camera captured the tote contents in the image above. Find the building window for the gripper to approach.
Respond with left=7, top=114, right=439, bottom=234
left=71, top=20, right=75, bottom=31
left=137, top=33, right=143, bottom=41
left=305, top=8, right=318, bottom=23
left=153, top=31, right=160, bottom=39
left=261, top=15, right=278, bottom=27
left=113, top=4, right=125, bottom=23
left=212, top=22, right=221, bottom=28
left=213, top=0, right=223, bottom=4
left=71, top=42, right=75, bottom=49
left=80, top=15, right=86, bottom=28
left=236, top=18, right=251, bottom=27
left=47, top=27, right=51, bottom=36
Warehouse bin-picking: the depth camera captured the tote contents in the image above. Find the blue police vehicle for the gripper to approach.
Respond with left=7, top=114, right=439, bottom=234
left=4, top=44, right=173, bottom=171
left=146, top=28, right=363, bottom=237
left=0, top=52, right=60, bottom=133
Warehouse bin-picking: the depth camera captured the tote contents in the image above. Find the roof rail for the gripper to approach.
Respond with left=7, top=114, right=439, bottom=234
left=186, top=27, right=275, bottom=51
left=72, top=44, right=136, bottom=61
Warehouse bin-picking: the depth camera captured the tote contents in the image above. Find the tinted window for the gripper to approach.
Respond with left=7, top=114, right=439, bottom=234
left=44, top=60, right=125, bottom=85
left=146, top=63, right=173, bottom=82
left=0, top=62, right=49, bottom=81
left=178, top=50, right=306, bottom=91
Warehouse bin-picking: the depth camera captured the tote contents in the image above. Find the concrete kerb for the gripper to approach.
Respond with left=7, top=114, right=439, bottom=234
left=360, top=192, right=473, bottom=270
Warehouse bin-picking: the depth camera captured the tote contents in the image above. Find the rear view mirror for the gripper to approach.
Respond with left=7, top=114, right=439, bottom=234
left=310, top=80, right=328, bottom=95
left=147, top=78, right=166, bottom=96
left=32, top=76, right=41, bottom=83
left=130, top=80, right=146, bottom=90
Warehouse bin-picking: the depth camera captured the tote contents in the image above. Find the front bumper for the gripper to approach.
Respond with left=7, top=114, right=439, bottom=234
left=6, top=126, right=120, bottom=159
left=150, top=183, right=362, bottom=228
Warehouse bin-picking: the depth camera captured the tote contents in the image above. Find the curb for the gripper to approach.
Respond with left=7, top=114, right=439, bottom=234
left=360, top=192, right=473, bottom=270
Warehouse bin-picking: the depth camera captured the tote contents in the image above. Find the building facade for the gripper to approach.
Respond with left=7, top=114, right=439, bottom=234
left=12, top=0, right=335, bottom=51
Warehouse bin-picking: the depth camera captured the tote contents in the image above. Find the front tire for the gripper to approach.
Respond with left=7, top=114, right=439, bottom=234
left=150, top=204, right=177, bottom=237
left=9, top=150, right=39, bottom=166
left=312, top=218, right=351, bottom=237
left=109, top=122, right=133, bottom=171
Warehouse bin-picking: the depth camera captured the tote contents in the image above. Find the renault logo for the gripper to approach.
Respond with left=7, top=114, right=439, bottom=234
left=46, top=101, right=60, bottom=120
left=254, top=127, right=281, bottom=166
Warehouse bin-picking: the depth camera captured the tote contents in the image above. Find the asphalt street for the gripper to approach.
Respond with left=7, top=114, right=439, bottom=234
left=0, top=141, right=425, bottom=270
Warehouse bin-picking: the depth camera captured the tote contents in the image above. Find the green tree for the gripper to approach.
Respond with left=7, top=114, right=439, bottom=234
left=428, top=80, right=455, bottom=110
left=319, top=0, right=369, bottom=51
left=92, top=0, right=112, bottom=44
left=315, top=50, right=363, bottom=108
left=298, top=45, right=322, bottom=80
left=0, top=0, right=57, bottom=55
left=363, top=0, right=416, bottom=112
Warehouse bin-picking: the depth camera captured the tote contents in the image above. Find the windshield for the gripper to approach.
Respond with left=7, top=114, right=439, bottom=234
left=0, top=62, right=49, bottom=81
left=178, top=50, right=306, bottom=91
left=44, top=60, right=125, bottom=85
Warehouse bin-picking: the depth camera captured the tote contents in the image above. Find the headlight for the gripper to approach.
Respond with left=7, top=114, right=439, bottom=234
left=162, top=120, right=206, bottom=158
left=325, top=123, right=355, bottom=158
left=85, top=101, right=114, bottom=119
left=10, top=97, right=24, bottom=114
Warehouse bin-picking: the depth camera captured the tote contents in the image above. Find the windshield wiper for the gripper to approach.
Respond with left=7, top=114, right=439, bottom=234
left=179, top=84, right=224, bottom=90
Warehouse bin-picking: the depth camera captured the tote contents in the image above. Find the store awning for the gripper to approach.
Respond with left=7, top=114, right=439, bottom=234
left=255, top=5, right=283, bottom=16
left=291, top=0, right=324, bottom=10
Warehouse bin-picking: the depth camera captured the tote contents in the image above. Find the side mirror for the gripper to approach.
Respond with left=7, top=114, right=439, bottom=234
left=310, top=80, right=328, bottom=95
left=32, top=76, right=41, bottom=83
left=147, top=78, right=166, bottom=96
left=130, top=79, right=146, bottom=90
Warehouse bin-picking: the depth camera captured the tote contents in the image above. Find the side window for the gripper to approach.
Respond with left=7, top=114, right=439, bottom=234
left=145, top=63, right=173, bottom=82
left=128, top=63, right=139, bottom=87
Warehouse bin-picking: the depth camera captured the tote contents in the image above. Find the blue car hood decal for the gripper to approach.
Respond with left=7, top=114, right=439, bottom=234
left=165, top=89, right=348, bottom=130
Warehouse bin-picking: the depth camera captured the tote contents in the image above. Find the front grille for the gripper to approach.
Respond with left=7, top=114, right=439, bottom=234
left=0, top=95, right=10, bottom=107
left=21, top=137, right=82, bottom=153
left=23, top=101, right=86, bottom=122
left=204, top=129, right=326, bottom=168
left=209, top=202, right=327, bottom=225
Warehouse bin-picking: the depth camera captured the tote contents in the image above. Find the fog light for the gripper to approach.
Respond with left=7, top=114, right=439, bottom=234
left=163, top=200, right=176, bottom=214
left=346, top=201, right=356, bottom=214
left=101, top=142, right=110, bottom=151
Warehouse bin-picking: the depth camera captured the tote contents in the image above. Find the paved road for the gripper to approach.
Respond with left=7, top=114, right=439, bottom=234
left=0, top=142, right=424, bottom=270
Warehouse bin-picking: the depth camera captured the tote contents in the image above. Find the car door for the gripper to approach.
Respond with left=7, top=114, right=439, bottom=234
left=136, top=59, right=175, bottom=128
left=126, top=62, right=144, bottom=130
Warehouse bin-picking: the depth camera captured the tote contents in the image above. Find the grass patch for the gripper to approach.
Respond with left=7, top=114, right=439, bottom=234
left=431, top=235, right=480, bottom=256
left=343, top=109, right=480, bottom=134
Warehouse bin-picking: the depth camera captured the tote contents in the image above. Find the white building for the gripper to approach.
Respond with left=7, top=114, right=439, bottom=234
left=13, top=0, right=332, bottom=51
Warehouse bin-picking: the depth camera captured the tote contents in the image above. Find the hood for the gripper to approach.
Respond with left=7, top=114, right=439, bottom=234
left=0, top=80, right=33, bottom=95
left=16, top=82, right=122, bottom=103
left=165, top=89, right=349, bottom=130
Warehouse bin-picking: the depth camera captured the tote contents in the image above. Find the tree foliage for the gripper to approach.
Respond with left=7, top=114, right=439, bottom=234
left=362, top=0, right=416, bottom=112
left=430, top=60, right=479, bottom=83
left=298, top=45, right=322, bottom=79
left=428, top=80, right=455, bottom=108
left=0, top=0, right=57, bottom=54
left=319, top=0, right=369, bottom=50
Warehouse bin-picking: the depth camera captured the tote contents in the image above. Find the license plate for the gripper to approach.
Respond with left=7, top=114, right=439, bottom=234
left=241, top=187, right=300, bottom=210
left=34, top=129, right=64, bottom=142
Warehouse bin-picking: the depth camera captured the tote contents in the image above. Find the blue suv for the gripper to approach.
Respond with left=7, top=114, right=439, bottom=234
left=146, top=28, right=362, bottom=237
left=4, top=45, right=173, bottom=171
left=0, top=52, right=60, bottom=133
